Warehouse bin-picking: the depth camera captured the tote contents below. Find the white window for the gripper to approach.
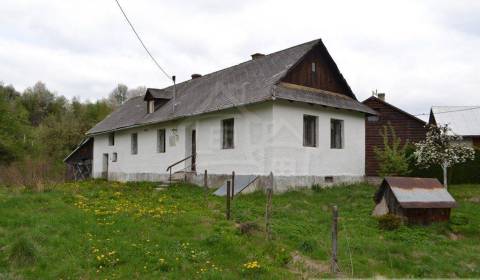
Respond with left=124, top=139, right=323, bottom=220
left=311, top=62, right=316, bottom=72
left=157, top=129, right=166, bottom=153
left=131, top=133, right=138, bottom=154
left=147, top=100, right=155, bottom=114
left=303, top=115, right=317, bottom=147
left=112, top=152, right=117, bottom=162
left=331, top=119, right=344, bottom=149
left=222, top=118, right=234, bottom=149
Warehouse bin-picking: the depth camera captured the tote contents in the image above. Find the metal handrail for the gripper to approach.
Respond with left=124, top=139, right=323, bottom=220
left=166, top=154, right=196, bottom=185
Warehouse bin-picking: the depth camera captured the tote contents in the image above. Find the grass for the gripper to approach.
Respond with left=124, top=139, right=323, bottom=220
left=0, top=180, right=479, bottom=279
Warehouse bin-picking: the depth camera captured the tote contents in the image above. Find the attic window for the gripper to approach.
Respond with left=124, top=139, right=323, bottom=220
left=147, top=100, right=155, bottom=114
left=311, top=62, right=316, bottom=73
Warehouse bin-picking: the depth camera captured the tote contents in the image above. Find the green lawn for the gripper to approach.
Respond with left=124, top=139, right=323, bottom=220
left=0, top=180, right=479, bottom=279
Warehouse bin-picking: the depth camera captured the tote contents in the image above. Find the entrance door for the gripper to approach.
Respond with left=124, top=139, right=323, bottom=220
left=102, top=153, right=109, bottom=179
left=191, top=130, right=196, bottom=171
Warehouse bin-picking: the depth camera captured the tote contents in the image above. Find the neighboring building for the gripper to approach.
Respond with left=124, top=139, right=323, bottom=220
left=429, top=106, right=480, bottom=147
left=373, top=177, right=457, bottom=224
left=363, top=95, right=426, bottom=176
left=64, top=137, right=93, bottom=180
left=84, top=39, right=376, bottom=191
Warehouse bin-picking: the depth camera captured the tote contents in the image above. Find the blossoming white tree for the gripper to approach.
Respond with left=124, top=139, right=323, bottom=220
left=414, top=124, right=475, bottom=188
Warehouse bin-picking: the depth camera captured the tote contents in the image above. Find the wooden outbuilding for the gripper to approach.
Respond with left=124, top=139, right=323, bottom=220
left=373, top=177, right=457, bottom=224
left=363, top=95, right=427, bottom=176
left=64, top=137, right=93, bottom=181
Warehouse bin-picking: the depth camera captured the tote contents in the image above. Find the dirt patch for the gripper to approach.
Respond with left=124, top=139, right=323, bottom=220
left=468, top=197, right=480, bottom=203
left=287, top=251, right=331, bottom=279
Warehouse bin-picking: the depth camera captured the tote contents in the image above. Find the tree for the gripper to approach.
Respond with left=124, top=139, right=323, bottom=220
left=127, top=86, right=146, bottom=99
left=374, top=124, right=411, bottom=177
left=108, top=84, right=128, bottom=108
left=414, top=124, right=475, bottom=188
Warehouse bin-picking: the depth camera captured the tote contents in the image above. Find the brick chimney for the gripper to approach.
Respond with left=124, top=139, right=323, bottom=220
left=378, top=93, right=385, bottom=101
left=191, top=74, right=202, bottom=79
left=251, top=53, right=265, bottom=60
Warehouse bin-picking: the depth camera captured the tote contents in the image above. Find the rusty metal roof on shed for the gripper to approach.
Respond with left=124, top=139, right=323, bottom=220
left=380, top=177, right=457, bottom=208
left=87, top=39, right=376, bottom=135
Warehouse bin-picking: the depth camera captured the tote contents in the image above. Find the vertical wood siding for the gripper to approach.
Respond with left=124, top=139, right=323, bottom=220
left=363, top=97, right=427, bottom=176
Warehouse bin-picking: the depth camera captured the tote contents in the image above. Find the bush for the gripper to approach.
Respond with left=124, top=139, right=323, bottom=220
left=0, top=158, right=64, bottom=190
left=377, top=214, right=403, bottom=231
left=8, top=238, right=37, bottom=266
left=374, top=124, right=411, bottom=177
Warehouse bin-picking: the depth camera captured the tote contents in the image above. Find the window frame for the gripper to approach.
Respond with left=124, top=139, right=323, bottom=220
left=221, top=118, right=235, bottom=149
left=147, top=100, right=155, bottom=114
left=112, top=152, right=118, bottom=162
left=131, top=133, right=138, bottom=155
left=108, top=132, right=115, bottom=146
left=157, top=129, right=166, bottom=153
left=330, top=119, right=344, bottom=149
left=303, top=114, right=318, bottom=147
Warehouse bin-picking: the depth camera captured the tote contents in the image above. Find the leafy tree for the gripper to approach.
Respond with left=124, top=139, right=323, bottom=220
left=374, top=124, right=411, bottom=177
left=108, top=84, right=128, bottom=108
left=20, top=81, right=60, bottom=126
left=0, top=85, right=30, bottom=163
left=414, top=124, right=475, bottom=188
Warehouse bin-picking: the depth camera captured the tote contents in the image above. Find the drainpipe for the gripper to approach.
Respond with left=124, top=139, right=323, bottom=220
left=172, top=75, right=176, bottom=113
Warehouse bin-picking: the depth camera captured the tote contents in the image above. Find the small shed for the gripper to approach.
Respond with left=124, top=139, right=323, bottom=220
left=373, top=177, right=457, bottom=224
left=64, top=137, right=93, bottom=181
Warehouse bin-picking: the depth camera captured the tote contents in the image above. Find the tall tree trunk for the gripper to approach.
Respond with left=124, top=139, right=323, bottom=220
left=442, top=164, right=448, bottom=189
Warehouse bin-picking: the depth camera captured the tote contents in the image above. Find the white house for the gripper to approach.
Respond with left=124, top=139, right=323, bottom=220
left=84, top=39, right=376, bottom=191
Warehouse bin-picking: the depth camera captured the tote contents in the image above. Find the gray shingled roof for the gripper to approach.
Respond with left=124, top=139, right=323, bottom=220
left=87, top=39, right=375, bottom=135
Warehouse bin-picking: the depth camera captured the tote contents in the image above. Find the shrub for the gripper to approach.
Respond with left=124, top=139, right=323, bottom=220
left=374, top=124, right=411, bottom=177
left=0, top=158, right=64, bottom=190
left=8, top=238, right=37, bottom=266
left=377, top=214, right=403, bottom=231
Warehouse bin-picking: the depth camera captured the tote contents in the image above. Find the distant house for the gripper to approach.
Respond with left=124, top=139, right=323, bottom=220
left=64, top=137, right=93, bottom=180
left=362, top=95, right=426, bottom=176
left=429, top=106, right=480, bottom=147
left=82, top=39, right=377, bottom=191
left=373, top=177, right=457, bottom=224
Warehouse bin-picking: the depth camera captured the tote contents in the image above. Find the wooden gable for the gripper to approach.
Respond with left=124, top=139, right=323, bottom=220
left=281, top=43, right=354, bottom=99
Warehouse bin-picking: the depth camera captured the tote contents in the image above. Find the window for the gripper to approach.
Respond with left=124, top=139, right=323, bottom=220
left=303, top=115, right=317, bottom=147
left=331, top=119, right=344, bottom=149
left=367, top=116, right=379, bottom=122
left=112, top=152, right=117, bottom=162
left=108, top=132, right=115, bottom=146
left=222, top=118, right=234, bottom=149
left=147, top=100, right=155, bottom=114
left=311, top=62, right=316, bottom=72
left=131, top=133, right=138, bottom=154
left=157, top=129, right=166, bottom=153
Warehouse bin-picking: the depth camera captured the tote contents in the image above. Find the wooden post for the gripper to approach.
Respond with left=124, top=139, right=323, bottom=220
left=204, top=170, right=208, bottom=203
left=231, top=171, right=235, bottom=200
left=265, top=172, right=273, bottom=240
left=226, top=181, right=231, bottom=220
left=169, top=169, right=172, bottom=186
left=331, top=205, right=339, bottom=274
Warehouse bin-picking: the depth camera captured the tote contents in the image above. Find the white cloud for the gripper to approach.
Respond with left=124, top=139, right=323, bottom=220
left=0, top=0, right=479, bottom=114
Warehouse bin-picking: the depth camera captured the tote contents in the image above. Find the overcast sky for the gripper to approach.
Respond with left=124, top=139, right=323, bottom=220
left=1, top=0, right=479, bottom=117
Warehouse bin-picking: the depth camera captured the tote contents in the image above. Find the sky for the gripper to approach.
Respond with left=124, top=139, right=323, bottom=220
left=1, top=0, right=479, bottom=118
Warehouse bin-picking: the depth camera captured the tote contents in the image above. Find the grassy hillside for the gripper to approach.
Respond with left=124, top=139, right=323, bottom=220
left=0, top=181, right=479, bottom=279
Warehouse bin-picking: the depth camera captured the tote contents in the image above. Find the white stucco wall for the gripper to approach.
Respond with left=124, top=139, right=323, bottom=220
left=92, top=100, right=366, bottom=183
left=271, top=100, right=365, bottom=177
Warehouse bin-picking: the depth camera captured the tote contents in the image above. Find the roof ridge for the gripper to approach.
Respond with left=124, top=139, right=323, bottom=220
left=148, top=39, right=322, bottom=92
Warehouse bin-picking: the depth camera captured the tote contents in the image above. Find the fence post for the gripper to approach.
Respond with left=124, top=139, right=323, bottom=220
left=226, top=181, right=231, bottom=220
left=204, top=170, right=208, bottom=203
left=331, top=205, right=339, bottom=274
left=231, top=171, right=235, bottom=200
left=265, top=172, right=273, bottom=240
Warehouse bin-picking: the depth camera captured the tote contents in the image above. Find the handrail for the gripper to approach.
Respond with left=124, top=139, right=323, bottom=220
left=166, top=154, right=195, bottom=172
